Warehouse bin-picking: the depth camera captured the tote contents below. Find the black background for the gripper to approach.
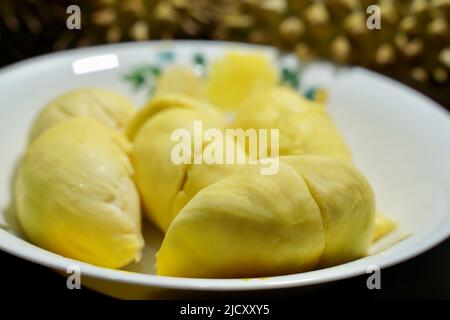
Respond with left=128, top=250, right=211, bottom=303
left=2, top=237, right=450, bottom=300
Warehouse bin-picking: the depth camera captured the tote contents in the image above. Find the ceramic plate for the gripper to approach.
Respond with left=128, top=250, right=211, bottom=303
left=1, top=41, right=450, bottom=297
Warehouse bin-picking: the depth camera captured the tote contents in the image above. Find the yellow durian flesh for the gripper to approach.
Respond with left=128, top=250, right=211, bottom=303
left=172, top=136, right=249, bottom=217
left=207, top=51, right=278, bottom=110
left=282, top=156, right=375, bottom=267
left=155, top=66, right=206, bottom=99
left=233, top=85, right=394, bottom=241
left=157, top=156, right=375, bottom=278
left=130, top=94, right=227, bottom=231
left=157, top=161, right=325, bottom=278
left=127, top=93, right=224, bottom=140
left=373, top=211, right=397, bottom=242
left=29, top=88, right=136, bottom=142
left=15, top=118, right=143, bottom=268
left=233, top=86, right=351, bottom=159
left=132, top=108, right=207, bottom=231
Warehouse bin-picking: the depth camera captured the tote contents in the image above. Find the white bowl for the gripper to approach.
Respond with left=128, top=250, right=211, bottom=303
left=1, top=41, right=450, bottom=299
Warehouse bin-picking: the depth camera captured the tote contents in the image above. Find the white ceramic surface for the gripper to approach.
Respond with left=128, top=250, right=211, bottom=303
left=1, top=41, right=450, bottom=296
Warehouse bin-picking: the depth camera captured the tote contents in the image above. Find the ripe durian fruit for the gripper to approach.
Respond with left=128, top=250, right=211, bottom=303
left=29, top=88, right=136, bottom=142
left=15, top=118, right=143, bottom=268
left=373, top=210, right=397, bottom=242
left=233, top=86, right=394, bottom=242
left=282, top=156, right=375, bottom=266
left=128, top=93, right=238, bottom=231
left=207, top=51, right=278, bottom=110
left=149, top=53, right=393, bottom=244
left=155, top=66, right=207, bottom=99
left=157, top=155, right=375, bottom=278
left=233, top=86, right=351, bottom=159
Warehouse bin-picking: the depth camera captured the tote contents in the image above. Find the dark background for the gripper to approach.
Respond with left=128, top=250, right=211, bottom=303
left=1, top=0, right=449, bottom=300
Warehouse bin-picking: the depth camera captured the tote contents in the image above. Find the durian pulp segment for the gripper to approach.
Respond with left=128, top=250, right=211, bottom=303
left=373, top=211, right=397, bottom=242
left=16, top=118, right=144, bottom=268
left=129, top=94, right=249, bottom=231
left=157, top=156, right=375, bottom=278
left=29, top=88, right=136, bottom=142
left=233, top=86, right=351, bottom=159
left=155, top=65, right=207, bottom=99
left=206, top=50, right=278, bottom=110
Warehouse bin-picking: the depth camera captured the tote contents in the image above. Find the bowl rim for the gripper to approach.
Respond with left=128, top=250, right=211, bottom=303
left=1, top=40, right=450, bottom=291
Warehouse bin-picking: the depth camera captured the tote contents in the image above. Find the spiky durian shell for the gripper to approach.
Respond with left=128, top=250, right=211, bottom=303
left=1, top=0, right=449, bottom=97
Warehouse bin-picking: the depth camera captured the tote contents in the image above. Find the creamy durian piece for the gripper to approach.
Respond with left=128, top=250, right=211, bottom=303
left=207, top=50, right=278, bottom=110
left=373, top=211, right=397, bottom=242
left=157, top=156, right=375, bottom=278
left=170, top=134, right=250, bottom=218
left=281, top=156, right=375, bottom=267
left=129, top=93, right=235, bottom=232
left=15, top=118, right=143, bottom=268
left=158, top=160, right=325, bottom=278
left=155, top=66, right=206, bottom=99
left=233, top=86, right=351, bottom=159
left=29, top=88, right=136, bottom=141
left=233, top=86, right=394, bottom=241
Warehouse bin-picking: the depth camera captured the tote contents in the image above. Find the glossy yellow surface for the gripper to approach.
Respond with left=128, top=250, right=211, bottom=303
left=282, top=156, right=375, bottom=267
left=373, top=211, right=397, bottom=242
left=155, top=66, right=206, bottom=99
left=157, top=156, right=375, bottom=278
left=234, top=86, right=351, bottom=158
left=29, top=88, right=136, bottom=142
left=207, top=51, right=278, bottom=110
left=15, top=50, right=396, bottom=276
left=129, top=94, right=230, bottom=231
left=15, top=118, right=143, bottom=268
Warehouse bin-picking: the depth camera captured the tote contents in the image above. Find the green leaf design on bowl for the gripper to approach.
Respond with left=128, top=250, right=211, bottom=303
left=281, top=66, right=300, bottom=89
left=305, top=87, right=318, bottom=101
left=122, top=50, right=327, bottom=100
left=158, top=51, right=175, bottom=62
left=123, top=64, right=162, bottom=93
